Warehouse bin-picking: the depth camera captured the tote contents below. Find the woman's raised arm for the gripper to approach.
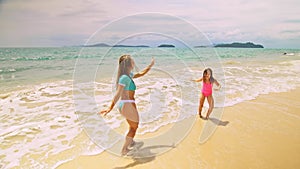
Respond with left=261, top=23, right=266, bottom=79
left=133, top=58, right=154, bottom=78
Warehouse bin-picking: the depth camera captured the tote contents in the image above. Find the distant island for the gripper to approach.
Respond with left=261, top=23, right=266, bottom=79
left=214, top=42, right=264, bottom=48
left=113, top=45, right=149, bottom=48
left=158, top=44, right=175, bottom=48
left=79, top=42, right=263, bottom=48
left=81, top=43, right=149, bottom=48
left=81, top=43, right=111, bottom=47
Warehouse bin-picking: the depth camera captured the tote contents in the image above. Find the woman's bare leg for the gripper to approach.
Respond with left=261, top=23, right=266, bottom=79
left=121, top=103, right=139, bottom=155
left=121, top=119, right=138, bottom=155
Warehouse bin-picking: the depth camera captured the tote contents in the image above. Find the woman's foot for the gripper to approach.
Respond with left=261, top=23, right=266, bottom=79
left=199, top=113, right=203, bottom=119
left=121, top=148, right=130, bottom=156
left=204, top=116, right=209, bottom=120
left=129, top=141, right=144, bottom=150
left=128, top=140, right=135, bottom=149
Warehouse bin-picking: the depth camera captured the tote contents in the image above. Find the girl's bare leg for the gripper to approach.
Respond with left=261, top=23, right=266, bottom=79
left=206, top=95, right=214, bottom=119
left=198, top=94, right=205, bottom=118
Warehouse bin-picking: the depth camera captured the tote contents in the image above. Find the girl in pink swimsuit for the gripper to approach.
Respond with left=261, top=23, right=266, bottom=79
left=193, top=68, right=221, bottom=120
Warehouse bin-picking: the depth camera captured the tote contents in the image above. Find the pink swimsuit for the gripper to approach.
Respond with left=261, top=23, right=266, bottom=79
left=202, top=82, right=213, bottom=96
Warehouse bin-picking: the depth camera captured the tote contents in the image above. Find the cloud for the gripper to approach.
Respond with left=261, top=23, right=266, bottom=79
left=0, top=0, right=299, bottom=48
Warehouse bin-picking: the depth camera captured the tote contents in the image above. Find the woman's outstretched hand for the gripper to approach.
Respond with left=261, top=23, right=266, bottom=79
left=98, top=108, right=111, bottom=116
left=149, top=57, right=155, bottom=67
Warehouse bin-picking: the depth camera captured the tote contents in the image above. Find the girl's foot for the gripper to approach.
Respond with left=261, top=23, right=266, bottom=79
left=204, top=116, right=209, bottom=120
left=199, top=113, right=203, bottom=118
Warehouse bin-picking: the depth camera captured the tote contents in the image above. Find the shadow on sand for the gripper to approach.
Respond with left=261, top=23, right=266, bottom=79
left=113, top=142, right=175, bottom=169
left=209, top=117, right=229, bottom=126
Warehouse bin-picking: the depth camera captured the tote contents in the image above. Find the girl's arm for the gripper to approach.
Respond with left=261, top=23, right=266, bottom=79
left=133, top=58, right=154, bottom=78
left=214, top=79, right=221, bottom=90
left=99, top=85, right=124, bottom=116
left=193, top=77, right=203, bottom=82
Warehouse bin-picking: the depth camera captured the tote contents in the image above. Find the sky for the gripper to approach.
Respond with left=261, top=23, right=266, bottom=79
left=0, top=0, right=300, bottom=48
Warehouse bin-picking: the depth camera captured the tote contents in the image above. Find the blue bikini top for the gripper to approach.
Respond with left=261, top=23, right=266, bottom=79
left=118, top=73, right=136, bottom=91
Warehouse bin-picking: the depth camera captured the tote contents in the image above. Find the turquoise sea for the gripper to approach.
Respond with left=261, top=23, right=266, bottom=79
left=0, top=47, right=300, bottom=168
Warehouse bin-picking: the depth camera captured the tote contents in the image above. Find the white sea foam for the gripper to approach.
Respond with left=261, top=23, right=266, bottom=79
left=222, top=59, right=300, bottom=107
left=0, top=80, right=105, bottom=168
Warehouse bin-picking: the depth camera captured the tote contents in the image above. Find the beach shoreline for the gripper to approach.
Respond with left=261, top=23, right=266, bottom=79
left=1, top=47, right=299, bottom=168
left=57, top=88, right=300, bottom=169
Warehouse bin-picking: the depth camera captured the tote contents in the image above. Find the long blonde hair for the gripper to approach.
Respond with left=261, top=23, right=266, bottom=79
left=116, top=55, right=133, bottom=87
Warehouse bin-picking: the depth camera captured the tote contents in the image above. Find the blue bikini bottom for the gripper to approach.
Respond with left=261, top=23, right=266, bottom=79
left=118, top=100, right=135, bottom=111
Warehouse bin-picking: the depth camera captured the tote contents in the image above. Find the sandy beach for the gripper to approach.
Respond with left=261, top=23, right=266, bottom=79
left=57, top=88, right=300, bottom=169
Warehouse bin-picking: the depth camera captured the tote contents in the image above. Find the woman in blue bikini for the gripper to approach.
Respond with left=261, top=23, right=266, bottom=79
left=99, top=55, right=154, bottom=155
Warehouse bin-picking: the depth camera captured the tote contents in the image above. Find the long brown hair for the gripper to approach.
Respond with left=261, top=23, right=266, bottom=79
left=116, top=55, right=133, bottom=87
left=203, top=68, right=214, bottom=83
